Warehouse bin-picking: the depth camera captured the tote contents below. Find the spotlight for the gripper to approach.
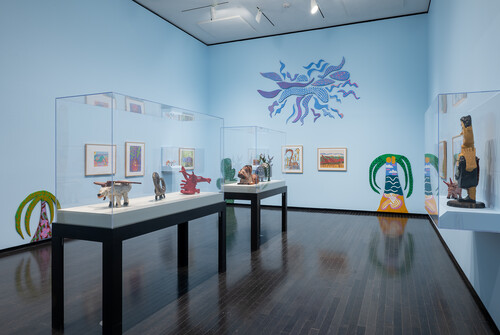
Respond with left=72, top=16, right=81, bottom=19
left=256, top=8, right=262, bottom=23
left=210, top=6, right=216, bottom=20
left=310, top=0, right=318, bottom=14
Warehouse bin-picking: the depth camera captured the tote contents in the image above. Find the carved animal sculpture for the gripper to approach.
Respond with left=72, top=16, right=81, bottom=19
left=152, top=172, right=166, bottom=200
left=256, top=165, right=266, bottom=182
left=179, top=166, right=211, bottom=194
left=443, top=178, right=462, bottom=200
left=94, top=180, right=141, bottom=207
left=238, top=165, right=259, bottom=185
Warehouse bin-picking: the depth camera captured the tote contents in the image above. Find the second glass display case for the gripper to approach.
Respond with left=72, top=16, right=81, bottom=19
left=424, top=90, right=500, bottom=232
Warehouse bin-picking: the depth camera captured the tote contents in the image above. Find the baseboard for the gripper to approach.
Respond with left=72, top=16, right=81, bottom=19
left=228, top=202, right=428, bottom=219
left=426, top=215, right=500, bottom=334
left=0, top=238, right=52, bottom=257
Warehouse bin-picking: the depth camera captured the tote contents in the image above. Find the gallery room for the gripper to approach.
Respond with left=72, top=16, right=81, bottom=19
left=0, top=0, right=499, bottom=333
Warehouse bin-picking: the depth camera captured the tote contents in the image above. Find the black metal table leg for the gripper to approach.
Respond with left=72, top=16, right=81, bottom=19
left=102, top=236, right=123, bottom=334
left=251, top=196, right=260, bottom=251
left=218, top=207, right=227, bottom=273
left=51, top=236, right=64, bottom=331
left=282, top=191, right=287, bottom=232
left=178, top=222, right=189, bottom=268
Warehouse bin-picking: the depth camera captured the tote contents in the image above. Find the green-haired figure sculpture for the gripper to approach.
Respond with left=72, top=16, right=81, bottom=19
left=369, top=154, right=413, bottom=213
left=15, top=190, right=60, bottom=242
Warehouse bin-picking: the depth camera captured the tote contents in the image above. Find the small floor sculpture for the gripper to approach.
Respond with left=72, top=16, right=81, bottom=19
left=238, top=165, right=259, bottom=185
left=179, top=166, right=211, bottom=194
left=448, top=115, right=485, bottom=208
left=152, top=172, right=166, bottom=200
left=94, top=180, right=141, bottom=207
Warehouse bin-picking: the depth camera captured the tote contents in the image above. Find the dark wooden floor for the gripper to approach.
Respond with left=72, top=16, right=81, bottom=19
left=0, top=207, right=497, bottom=334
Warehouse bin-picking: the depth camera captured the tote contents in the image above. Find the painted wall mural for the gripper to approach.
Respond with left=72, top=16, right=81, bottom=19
left=257, top=58, right=360, bottom=125
left=15, top=191, right=60, bottom=242
left=369, top=154, right=413, bottom=213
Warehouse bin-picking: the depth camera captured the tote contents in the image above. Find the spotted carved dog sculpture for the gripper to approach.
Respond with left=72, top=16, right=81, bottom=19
left=238, top=165, right=259, bottom=185
left=152, top=172, right=166, bottom=200
left=94, top=180, right=141, bottom=207
left=443, top=178, right=462, bottom=200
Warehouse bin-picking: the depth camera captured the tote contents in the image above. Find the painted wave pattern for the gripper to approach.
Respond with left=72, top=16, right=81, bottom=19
left=384, top=175, right=403, bottom=195
left=257, top=58, right=360, bottom=125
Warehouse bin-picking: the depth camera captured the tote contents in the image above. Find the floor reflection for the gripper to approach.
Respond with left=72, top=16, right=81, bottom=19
left=15, top=247, right=51, bottom=301
left=369, top=216, right=414, bottom=276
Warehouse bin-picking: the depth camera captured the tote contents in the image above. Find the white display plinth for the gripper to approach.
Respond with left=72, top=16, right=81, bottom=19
left=57, top=192, right=223, bottom=229
left=438, top=196, right=500, bottom=232
left=223, top=180, right=286, bottom=193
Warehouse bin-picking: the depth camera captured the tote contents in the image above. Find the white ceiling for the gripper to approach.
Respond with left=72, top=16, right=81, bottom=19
left=133, top=0, right=430, bottom=45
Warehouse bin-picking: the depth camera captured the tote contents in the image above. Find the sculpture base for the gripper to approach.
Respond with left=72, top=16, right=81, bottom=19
left=447, top=199, right=485, bottom=209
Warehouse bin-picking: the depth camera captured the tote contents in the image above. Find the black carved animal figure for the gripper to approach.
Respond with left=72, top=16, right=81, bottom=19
left=152, top=172, right=166, bottom=200
left=238, top=165, right=259, bottom=185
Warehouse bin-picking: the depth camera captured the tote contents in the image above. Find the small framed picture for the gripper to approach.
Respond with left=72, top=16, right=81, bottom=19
left=317, top=148, right=347, bottom=171
left=125, top=142, right=145, bottom=177
left=452, top=93, right=467, bottom=107
left=125, top=97, right=145, bottom=114
left=179, top=148, right=195, bottom=170
left=439, top=95, right=447, bottom=114
left=85, top=94, right=115, bottom=108
left=452, top=135, right=463, bottom=180
left=85, top=144, right=116, bottom=176
left=282, top=145, right=303, bottom=173
left=439, top=141, right=447, bottom=179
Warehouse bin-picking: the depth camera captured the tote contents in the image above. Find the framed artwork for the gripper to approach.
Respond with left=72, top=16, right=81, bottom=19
left=452, top=93, right=467, bottom=107
left=85, top=94, right=115, bottom=108
left=125, top=142, right=145, bottom=177
left=317, top=148, right=347, bottom=171
left=439, top=141, right=447, bottom=179
left=439, top=95, right=447, bottom=114
left=85, top=144, right=116, bottom=176
left=125, top=97, right=145, bottom=114
left=452, top=135, right=463, bottom=180
left=282, top=145, right=303, bottom=173
left=179, top=148, right=195, bottom=170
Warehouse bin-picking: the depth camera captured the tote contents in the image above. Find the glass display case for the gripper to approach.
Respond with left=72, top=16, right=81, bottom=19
left=55, top=92, right=224, bottom=228
left=424, top=90, right=500, bottom=232
left=221, top=126, right=286, bottom=191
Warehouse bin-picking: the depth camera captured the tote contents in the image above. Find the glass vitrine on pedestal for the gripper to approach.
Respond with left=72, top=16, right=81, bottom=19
left=424, top=90, right=500, bottom=232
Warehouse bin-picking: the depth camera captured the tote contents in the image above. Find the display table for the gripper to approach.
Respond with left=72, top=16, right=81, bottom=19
left=223, top=180, right=287, bottom=251
left=51, top=192, right=226, bottom=334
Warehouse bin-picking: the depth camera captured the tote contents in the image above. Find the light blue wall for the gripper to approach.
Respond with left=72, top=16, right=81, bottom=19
left=208, top=15, right=428, bottom=212
left=428, top=0, right=500, bottom=328
left=0, top=0, right=209, bottom=249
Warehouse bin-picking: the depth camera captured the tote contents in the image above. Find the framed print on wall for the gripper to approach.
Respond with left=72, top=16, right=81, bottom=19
left=85, top=94, right=115, bottom=108
left=125, top=142, right=145, bottom=177
left=439, top=141, right=447, bottom=179
left=85, top=144, right=116, bottom=176
left=179, top=148, right=195, bottom=170
left=451, top=135, right=463, bottom=180
left=452, top=93, right=467, bottom=107
left=125, top=97, right=145, bottom=114
left=317, top=148, right=347, bottom=171
left=282, top=145, right=303, bottom=173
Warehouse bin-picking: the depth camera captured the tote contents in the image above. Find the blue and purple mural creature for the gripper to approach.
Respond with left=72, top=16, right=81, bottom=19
left=257, top=58, right=360, bottom=125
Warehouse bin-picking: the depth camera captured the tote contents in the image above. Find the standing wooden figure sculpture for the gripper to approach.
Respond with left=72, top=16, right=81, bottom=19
left=448, top=115, right=485, bottom=208
left=369, top=154, right=413, bottom=213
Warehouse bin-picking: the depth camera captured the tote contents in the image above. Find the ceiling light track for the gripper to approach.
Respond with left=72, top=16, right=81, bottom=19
left=256, top=7, right=275, bottom=26
left=181, top=1, right=228, bottom=13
